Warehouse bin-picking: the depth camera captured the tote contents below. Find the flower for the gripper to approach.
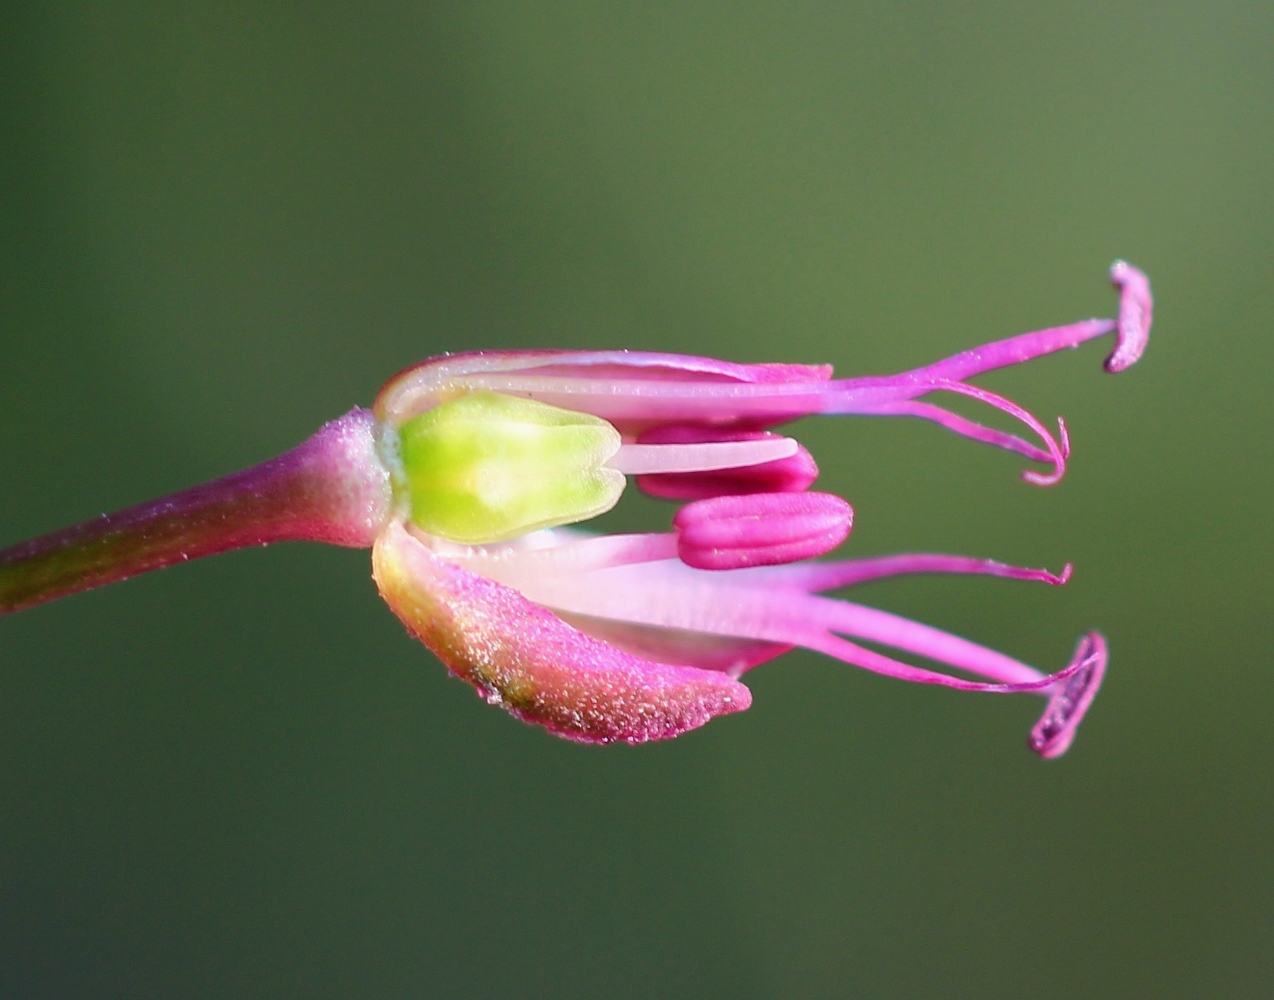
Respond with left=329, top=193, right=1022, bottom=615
left=0, top=263, right=1151, bottom=756
left=369, top=261, right=1149, bottom=753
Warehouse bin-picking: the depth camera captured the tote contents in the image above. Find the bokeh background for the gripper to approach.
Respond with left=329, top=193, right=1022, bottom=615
left=1, top=3, right=1270, bottom=997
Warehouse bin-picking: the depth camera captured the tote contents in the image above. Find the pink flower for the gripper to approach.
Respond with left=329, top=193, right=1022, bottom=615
left=370, top=261, right=1149, bottom=754
left=0, top=263, right=1151, bottom=757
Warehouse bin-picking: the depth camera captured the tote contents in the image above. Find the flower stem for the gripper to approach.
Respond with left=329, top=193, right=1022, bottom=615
left=0, top=408, right=393, bottom=615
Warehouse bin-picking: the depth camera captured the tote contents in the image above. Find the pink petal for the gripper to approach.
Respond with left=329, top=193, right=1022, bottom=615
left=554, top=612, right=793, bottom=676
left=432, top=538, right=1104, bottom=754
left=375, top=349, right=833, bottom=428
left=372, top=522, right=751, bottom=744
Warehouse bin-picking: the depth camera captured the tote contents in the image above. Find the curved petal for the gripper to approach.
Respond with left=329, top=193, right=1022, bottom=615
left=372, top=522, right=751, bottom=744
left=375, top=349, right=833, bottom=428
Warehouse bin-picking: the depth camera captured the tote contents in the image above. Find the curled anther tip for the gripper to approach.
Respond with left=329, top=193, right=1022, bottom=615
left=1021, top=463, right=1065, bottom=488
left=1054, top=563, right=1074, bottom=585
left=1017, top=416, right=1069, bottom=487
left=1028, top=631, right=1107, bottom=759
left=1106, top=261, right=1152, bottom=373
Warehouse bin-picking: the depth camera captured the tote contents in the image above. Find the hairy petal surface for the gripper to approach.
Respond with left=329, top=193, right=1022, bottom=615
left=372, top=522, right=751, bottom=744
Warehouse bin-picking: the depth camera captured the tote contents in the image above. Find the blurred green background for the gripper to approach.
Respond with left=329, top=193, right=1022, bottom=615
left=1, top=3, right=1270, bottom=997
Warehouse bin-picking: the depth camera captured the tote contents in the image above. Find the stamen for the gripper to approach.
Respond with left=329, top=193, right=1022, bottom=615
left=635, top=426, right=820, bottom=500
left=376, top=265, right=1151, bottom=438
left=861, top=400, right=1056, bottom=464
left=1107, top=261, right=1153, bottom=372
left=739, top=553, right=1072, bottom=593
left=495, top=559, right=1064, bottom=689
left=608, top=437, right=798, bottom=475
left=465, top=547, right=1103, bottom=750
left=673, top=492, right=852, bottom=570
left=1028, top=632, right=1106, bottom=758
left=812, top=263, right=1150, bottom=482
left=835, top=316, right=1119, bottom=390
left=802, top=598, right=1049, bottom=687
left=865, top=378, right=1070, bottom=485
left=803, top=632, right=1087, bottom=693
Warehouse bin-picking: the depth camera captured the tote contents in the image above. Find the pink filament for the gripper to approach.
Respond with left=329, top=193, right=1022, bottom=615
left=740, top=552, right=1072, bottom=592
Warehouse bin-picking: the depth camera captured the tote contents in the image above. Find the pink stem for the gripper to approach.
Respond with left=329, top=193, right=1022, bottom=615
left=0, top=409, right=392, bottom=615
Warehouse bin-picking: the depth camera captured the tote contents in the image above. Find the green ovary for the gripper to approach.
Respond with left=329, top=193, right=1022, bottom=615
left=396, top=391, right=626, bottom=544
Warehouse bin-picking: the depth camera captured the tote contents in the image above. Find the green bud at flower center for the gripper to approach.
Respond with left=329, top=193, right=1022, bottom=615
left=396, top=391, right=625, bottom=544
